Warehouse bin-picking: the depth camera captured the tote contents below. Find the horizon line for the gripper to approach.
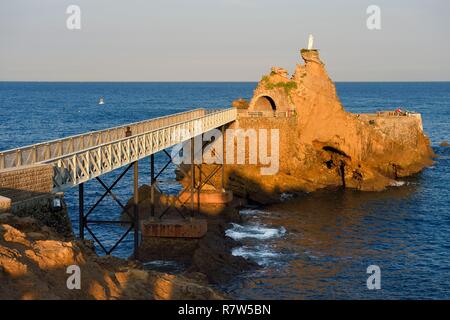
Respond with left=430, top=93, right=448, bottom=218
left=1, top=80, right=450, bottom=83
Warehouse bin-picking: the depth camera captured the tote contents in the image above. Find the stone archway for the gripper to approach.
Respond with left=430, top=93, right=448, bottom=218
left=253, top=95, right=277, bottom=111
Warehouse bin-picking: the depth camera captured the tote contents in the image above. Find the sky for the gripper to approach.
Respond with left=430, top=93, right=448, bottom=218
left=1, top=0, right=449, bottom=81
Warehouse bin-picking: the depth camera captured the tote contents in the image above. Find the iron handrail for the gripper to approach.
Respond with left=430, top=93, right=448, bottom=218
left=45, top=108, right=236, bottom=191
left=0, top=108, right=209, bottom=169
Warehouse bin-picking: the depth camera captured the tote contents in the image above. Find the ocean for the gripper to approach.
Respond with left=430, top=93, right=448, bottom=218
left=0, top=82, right=449, bottom=299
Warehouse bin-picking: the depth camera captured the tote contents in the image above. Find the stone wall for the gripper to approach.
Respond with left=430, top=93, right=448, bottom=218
left=0, top=164, right=72, bottom=237
left=0, top=164, right=53, bottom=202
left=357, top=113, right=424, bottom=147
left=232, top=116, right=299, bottom=173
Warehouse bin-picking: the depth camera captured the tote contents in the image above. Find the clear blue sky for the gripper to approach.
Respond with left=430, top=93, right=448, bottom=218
left=1, top=0, right=449, bottom=81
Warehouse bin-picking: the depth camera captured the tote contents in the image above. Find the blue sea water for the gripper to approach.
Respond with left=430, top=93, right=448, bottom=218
left=0, top=82, right=449, bottom=299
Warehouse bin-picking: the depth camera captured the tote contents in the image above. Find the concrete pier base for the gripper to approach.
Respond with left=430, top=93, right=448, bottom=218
left=139, top=218, right=207, bottom=262
left=141, top=218, right=207, bottom=238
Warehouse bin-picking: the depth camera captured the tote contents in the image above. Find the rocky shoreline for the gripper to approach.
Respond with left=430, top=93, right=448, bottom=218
left=0, top=208, right=227, bottom=300
left=128, top=184, right=257, bottom=285
left=0, top=180, right=261, bottom=300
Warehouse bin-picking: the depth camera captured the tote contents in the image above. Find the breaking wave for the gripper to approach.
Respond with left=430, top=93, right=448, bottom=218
left=226, top=223, right=286, bottom=240
left=232, top=245, right=281, bottom=266
left=390, top=180, right=407, bottom=187
left=239, top=208, right=269, bottom=216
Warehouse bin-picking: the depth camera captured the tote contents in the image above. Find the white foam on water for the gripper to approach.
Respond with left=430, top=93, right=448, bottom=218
left=226, top=223, right=286, bottom=240
left=232, top=246, right=279, bottom=258
left=239, top=208, right=268, bottom=216
left=232, top=245, right=281, bottom=266
left=280, top=192, right=294, bottom=201
left=390, top=180, right=407, bottom=187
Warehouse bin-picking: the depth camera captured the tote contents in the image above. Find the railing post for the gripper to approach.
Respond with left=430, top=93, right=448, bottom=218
left=135, top=136, right=138, bottom=160
left=72, top=155, right=77, bottom=185
left=108, top=144, right=112, bottom=169
left=16, top=150, right=21, bottom=167
left=58, top=141, right=62, bottom=157
left=32, top=146, right=37, bottom=163
left=69, top=138, right=74, bottom=153
left=127, top=139, right=131, bottom=162
left=45, top=143, right=51, bottom=160
left=98, top=148, right=101, bottom=172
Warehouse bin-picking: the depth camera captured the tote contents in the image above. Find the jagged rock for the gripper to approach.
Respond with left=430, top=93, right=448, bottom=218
left=271, top=66, right=289, bottom=77
left=191, top=222, right=257, bottom=284
left=202, top=49, right=434, bottom=200
left=231, top=98, right=249, bottom=109
left=0, top=215, right=224, bottom=300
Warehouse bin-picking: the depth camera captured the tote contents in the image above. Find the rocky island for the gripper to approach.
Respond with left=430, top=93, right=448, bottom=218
left=200, top=49, right=434, bottom=204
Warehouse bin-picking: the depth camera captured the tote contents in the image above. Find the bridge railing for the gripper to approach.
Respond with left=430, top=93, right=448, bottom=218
left=46, top=108, right=237, bottom=191
left=0, top=109, right=207, bottom=170
left=237, top=110, right=297, bottom=118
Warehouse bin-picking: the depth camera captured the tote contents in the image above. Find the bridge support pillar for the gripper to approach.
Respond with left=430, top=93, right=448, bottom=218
left=133, top=161, right=139, bottom=259
left=190, top=137, right=195, bottom=216
left=79, top=183, right=84, bottom=240
left=221, top=125, right=226, bottom=191
left=150, top=154, right=155, bottom=217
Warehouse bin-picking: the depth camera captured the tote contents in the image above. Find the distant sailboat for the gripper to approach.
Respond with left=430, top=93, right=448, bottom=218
left=98, top=97, right=105, bottom=105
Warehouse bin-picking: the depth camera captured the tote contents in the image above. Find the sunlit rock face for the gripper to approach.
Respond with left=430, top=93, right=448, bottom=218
left=0, top=213, right=224, bottom=300
left=214, top=49, right=434, bottom=203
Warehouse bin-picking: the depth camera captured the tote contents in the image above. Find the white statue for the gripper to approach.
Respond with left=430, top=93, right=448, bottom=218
left=307, top=34, right=314, bottom=50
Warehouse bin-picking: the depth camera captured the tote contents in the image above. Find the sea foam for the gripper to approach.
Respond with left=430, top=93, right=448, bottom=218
left=226, top=223, right=286, bottom=240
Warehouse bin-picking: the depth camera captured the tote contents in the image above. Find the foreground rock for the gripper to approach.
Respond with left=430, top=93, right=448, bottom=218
left=0, top=213, right=224, bottom=300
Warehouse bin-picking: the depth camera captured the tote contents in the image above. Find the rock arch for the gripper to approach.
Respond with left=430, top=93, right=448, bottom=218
left=252, top=95, right=277, bottom=112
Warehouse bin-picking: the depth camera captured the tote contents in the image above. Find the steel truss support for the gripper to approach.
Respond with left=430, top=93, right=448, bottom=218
left=153, top=135, right=224, bottom=220
left=78, top=162, right=140, bottom=257
left=77, top=127, right=227, bottom=257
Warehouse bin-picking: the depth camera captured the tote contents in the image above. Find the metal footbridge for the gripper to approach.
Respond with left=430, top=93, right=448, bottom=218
left=0, top=107, right=237, bottom=257
left=0, top=108, right=237, bottom=192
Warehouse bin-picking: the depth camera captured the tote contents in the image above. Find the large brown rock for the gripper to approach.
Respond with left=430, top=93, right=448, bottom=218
left=0, top=214, right=224, bottom=300
left=204, top=49, right=434, bottom=202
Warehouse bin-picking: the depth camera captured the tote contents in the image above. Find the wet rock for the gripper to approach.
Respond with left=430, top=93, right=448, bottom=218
left=440, top=141, right=450, bottom=147
left=191, top=222, right=257, bottom=284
